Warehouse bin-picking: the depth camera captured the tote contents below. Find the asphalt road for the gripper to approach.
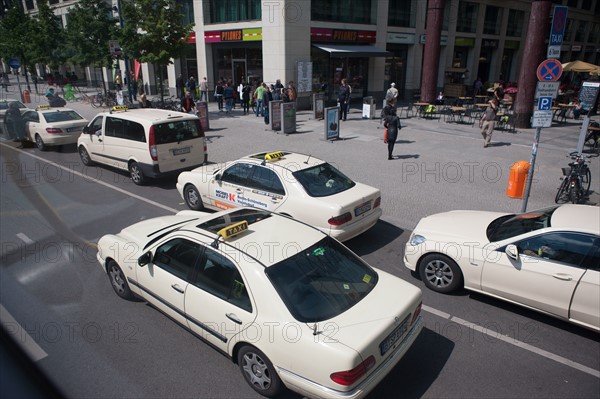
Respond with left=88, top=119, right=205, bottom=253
left=1, top=92, right=599, bottom=398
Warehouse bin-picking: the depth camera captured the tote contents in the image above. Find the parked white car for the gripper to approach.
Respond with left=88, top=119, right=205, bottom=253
left=97, top=207, right=423, bottom=398
left=21, top=105, right=88, bottom=150
left=176, top=151, right=382, bottom=241
left=404, top=204, right=600, bottom=331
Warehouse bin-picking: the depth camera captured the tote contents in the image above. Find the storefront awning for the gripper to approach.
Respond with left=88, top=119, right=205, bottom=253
left=312, top=44, right=391, bottom=58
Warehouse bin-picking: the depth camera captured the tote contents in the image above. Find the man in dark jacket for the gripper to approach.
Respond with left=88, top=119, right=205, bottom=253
left=180, top=91, right=196, bottom=114
left=383, top=107, right=401, bottom=160
left=338, top=79, right=351, bottom=121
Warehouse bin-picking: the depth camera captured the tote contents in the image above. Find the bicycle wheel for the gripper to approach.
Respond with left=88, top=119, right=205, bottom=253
left=91, top=94, right=103, bottom=108
left=580, top=167, right=592, bottom=194
left=554, top=178, right=569, bottom=203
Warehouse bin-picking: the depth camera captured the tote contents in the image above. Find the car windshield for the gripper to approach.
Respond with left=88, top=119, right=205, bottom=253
left=487, top=206, right=558, bottom=242
left=43, top=110, right=84, bottom=123
left=292, top=162, right=356, bottom=197
left=154, top=119, right=204, bottom=144
left=266, top=237, right=378, bottom=322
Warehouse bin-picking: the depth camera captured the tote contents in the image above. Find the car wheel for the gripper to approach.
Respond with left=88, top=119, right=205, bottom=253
left=129, top=162, right=145, bottom=185
left=107, top=260, right=133, bottom=299
left=35, top=134, right=46, bottom=151
left=79, top=146, right=94, bottom=166
left=419, top=254, right=463, bottom=293
left=237, top=346, right=284, bottom=398
left=184, top=184, right=204, bottom=211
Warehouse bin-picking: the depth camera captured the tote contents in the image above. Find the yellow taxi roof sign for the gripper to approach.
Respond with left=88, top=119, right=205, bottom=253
left=111, top=105, right=128, bottom=112
left=217, top=220, right=248, bottom=239
left=264, top=151, right=285, bottom=161
left=36, top=105, right=51, bottom=110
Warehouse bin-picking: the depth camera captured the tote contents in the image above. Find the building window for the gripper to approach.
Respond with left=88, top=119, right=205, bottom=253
left=506, top=9, right=524, bottom=37
left=312, top=0, right=374, bottom=25
left=483, top=5, right=501, bottom=35
left=456, top=1, right=479, bottom=33
left=581, top=0, right=592, bottom=10
left=567, top=0, right=577, bottom=7
left=176, top=0, right=194, bottom=25
left=589, top=23, right=599, bottom=43
left=203, top=0, right=261, bottom=24
left=564, top=19, right=574, bottom=42
left=24, top=0, right=34, bottom=10
left=48, top=0, right=59, bottom=4
left=575, top=21, right=587, bottom=42
left=388, top=0, right=415, bottom=28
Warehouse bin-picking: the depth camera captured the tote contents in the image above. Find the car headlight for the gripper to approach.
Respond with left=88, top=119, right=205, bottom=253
left=409, top=234, right=426, bottom=246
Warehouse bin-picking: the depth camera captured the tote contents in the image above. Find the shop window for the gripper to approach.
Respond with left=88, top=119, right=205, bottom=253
left=456, top=1, right=479, bottom=33
left=312, top=0, right=374, bottom=25
left=506, top=9, right=524, bottom=37
left=388, top=0, right=416, bottom=28
left=203, top=0, right=261, bottom=24
left=483, top=6, right=501, bottom=35
left=575, top=21, right=587, bottom=42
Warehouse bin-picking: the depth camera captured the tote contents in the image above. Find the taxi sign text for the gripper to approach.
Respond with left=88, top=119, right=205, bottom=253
left=217, top=221, right=248, bottom=239
left=265, top=151, right=285, bottom=161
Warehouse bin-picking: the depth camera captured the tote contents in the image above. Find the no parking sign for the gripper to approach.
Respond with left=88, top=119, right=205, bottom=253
left=537, top=59, right=562, bottom=82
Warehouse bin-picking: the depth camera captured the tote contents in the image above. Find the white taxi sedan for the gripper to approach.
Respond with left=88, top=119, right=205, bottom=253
left=97, top=207, right=423, bottom=398
left=176, top=151, right=382, bottom=242
left=22, top=105, right=88, bottom=151
left=404, top=204, right=600, bottom=331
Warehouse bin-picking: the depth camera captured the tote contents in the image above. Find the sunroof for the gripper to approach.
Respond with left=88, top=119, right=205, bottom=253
left=197, top=208, right=272, bottom=234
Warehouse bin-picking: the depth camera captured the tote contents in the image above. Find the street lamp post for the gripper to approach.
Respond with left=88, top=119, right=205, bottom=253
left=116, top=0, right=132, bottom=102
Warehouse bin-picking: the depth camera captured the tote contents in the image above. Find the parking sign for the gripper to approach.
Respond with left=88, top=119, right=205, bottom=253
left=538, top=97, right=552, bottom=110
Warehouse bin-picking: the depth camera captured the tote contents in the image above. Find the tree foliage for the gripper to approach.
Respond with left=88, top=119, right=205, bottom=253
left=118, top=0, right=193, bottom=66
left=0, top=1, right=33, bottom=61
left=28, top=0, right=66, bottom=70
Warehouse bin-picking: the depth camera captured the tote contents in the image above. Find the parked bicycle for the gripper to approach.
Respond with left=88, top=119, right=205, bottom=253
left=585, top=120, right=599, bottom=155
left=554, top=152, right=592, bottom=204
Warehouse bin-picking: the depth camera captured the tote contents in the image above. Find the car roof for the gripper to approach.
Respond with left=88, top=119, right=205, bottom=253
left=180, top=208, right=326, bottom=267
left=101, top=108, right=198, bottom=124
left=242, top=151, right=326, bottom=171
left=551, top=204, right=600, bottom=234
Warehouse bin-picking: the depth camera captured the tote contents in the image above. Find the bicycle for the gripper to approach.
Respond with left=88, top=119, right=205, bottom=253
left=554, top=152, right=592, bottom=204
left=92, top=91, right=117, bottom=108
left=584, top=120, right=599, bottom=155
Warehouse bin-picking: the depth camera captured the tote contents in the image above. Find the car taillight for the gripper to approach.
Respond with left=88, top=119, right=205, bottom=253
left=46, top=127, right=63, bottom=134
left=149, top=125, right=158, bottom=161
left=328, top=212, right=352, bottom=226
left=330, top=355, right=376, bottom=386
left=373, top=196, right=381, bottom=208
left=410, top=302, right=422, bottom=325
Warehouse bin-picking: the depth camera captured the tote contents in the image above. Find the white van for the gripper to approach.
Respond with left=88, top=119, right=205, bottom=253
left=78, top=107, right=207, bottom=185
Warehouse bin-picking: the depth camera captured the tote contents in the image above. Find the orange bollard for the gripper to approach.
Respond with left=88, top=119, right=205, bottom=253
left=22, top=90, right=31, bottom=104
left=506, top=160, right=530, bottom=199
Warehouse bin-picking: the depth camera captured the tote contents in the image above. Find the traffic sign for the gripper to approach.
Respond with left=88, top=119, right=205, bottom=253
left=547, top=45, right=561, bottom=59
left=532, top=110, right=553, bottom=128
left=8, top=57, right=20, bottom=70
left=538, top=97, right=552, bottom=110
left=537, top=59, right=562, bottom=82
left=535, top=81, right=560, bottom=99
left=549, top=6, right=568, bottom=46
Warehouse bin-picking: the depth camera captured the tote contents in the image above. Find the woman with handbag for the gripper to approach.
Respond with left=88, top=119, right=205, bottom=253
left=383, top=107, right=401, bottom=160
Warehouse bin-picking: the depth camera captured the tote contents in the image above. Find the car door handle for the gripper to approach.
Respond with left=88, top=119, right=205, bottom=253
left=171, top=284, right=185, bottom=293
left=226, top=313, right=242, bottom=324
left=552, top=273, right=572, bottom=281
left=235, top=188, right=243, bottom=193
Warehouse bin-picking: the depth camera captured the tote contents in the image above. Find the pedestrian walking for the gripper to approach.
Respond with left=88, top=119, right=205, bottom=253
left=176, top=74, right=184, bottom=98
left=385, top=82, right=398, bottom=107
left=287, top=81, right=297, bottom=102
left=199, top=77, right=208, bottom=102
left=114, top=71, right=122, bottom=91
left=338, top=78, right=351, bottom=121
left=186, top=76, right=197, bottom=99
left=479, top=99, right=498, bottom=148
left=383, top=107, right=401, bottom=160
left=181, top=91, right=196, bottom=114
left=241, top=82, right=251, bottom=115
left=214, top=81, right=224, bottom=111
left=224, top=83, right=234, bottom=114
left=254, top=82, right=266, bottom=117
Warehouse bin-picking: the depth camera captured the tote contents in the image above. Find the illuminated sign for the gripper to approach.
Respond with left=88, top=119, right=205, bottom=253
left=221, top=30, right=243, bottom=41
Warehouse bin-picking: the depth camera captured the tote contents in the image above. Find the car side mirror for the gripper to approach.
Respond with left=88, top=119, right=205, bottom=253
left=505, top=244, right=519, bottom=261
left=214, top=173, right=222, bottom=182
left=83, top=126, right=89, bottom=134
left=138, top=251, right=152, bottom=267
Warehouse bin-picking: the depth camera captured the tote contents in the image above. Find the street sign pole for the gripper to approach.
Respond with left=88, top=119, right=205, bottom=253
left=521, top=127, right=541, bottom=213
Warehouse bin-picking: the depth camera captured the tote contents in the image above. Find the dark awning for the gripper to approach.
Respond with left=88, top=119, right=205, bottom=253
left=312, top=44, right=391, bottom=58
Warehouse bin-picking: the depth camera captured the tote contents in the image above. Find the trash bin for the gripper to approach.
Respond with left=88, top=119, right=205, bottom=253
left=506, top=160, right=530, bottom=198
left=362, top=96, right=375, bottom=119
left=22, top=90, right=31, bottom=104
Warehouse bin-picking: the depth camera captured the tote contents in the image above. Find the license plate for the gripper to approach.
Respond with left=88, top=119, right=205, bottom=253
left=379, top=316, right=409, bottom=356
left=354, top=201, right=371, bottom=217
left=172, top=147, right=191, bottom=156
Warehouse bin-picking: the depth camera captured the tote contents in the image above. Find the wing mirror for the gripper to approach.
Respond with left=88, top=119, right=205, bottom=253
left=138, top=251, right=152, bottom=267
left=505, top=244, right=519, bottom=261
left=214, top=173, right=222, bottom=182
left=83, top=126, right=89, bottom=134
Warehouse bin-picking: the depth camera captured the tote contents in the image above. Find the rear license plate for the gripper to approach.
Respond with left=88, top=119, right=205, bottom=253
left=354, top=201, right=371, bottom=217
left=172, top=147, right=191, bottom=156
left=379, top=316, right=409, bottom=356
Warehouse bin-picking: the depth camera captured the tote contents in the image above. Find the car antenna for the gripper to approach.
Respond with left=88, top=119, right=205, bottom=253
left=312, top=322, right=318, bottom=336
left=304, top=154, right=311, bottom=164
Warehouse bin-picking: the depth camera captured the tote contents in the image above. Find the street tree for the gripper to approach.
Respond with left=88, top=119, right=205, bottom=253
left=64, top=0, right=117, bottom=92
left=29, top=0, right=66, bottom=75
left=0, top=1, right=35, bottom=91
left=118, top=0, right=193, bottom=103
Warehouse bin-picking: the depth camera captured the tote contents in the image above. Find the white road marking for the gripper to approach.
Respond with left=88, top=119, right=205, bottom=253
left=422, top=304, right=600, bottom=378
left=16, top=232, right=34, bottom=245
left=0, top=304, right=48, bottom=362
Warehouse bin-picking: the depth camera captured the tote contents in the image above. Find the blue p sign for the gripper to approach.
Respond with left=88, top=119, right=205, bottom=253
left=538, top=97, right=552, bottom=111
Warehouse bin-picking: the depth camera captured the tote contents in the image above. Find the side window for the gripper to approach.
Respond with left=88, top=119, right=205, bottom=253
left=123, top=120, right=146, bottom=142
left=105, top=117, right=123, bottom=138
left=153, top=238, right=202, bottom=280
left=23, top=111, right=39, bottom=123
left=89, top=116, right=103, bottom=133
left=516, top=232, right=596, bottom=267
left=221, top=163, right=254, bottom=186
left=193, top=248, right=252, bottom=312
left=582, top=238, right=600, bottom=270
left=248, top=166, right=286, bottom=195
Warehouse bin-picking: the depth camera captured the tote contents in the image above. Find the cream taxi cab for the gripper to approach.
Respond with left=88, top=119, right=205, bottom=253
left=78, top=106, right=207, bottom=185
left=97, top=207, right=423, bottom=398
left=176, top=151, right=382, bottom=241
left=21, top=105, right=88, bottom=151
left=404, top=204, right=600, bottom=331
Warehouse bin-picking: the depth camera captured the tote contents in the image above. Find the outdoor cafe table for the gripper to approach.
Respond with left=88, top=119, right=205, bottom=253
left=414, top=102, right=430, bottom=118
left=448, top=106, right=467, bottom=123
